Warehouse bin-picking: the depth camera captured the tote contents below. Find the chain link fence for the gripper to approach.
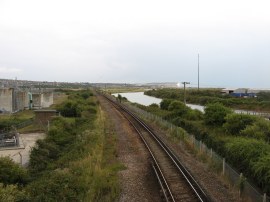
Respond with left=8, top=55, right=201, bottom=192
left=120, top=100, right=270, bottom=202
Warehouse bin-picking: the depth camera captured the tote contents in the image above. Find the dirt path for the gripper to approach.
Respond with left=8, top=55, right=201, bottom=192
left=98, top=95, right=162, bottom=202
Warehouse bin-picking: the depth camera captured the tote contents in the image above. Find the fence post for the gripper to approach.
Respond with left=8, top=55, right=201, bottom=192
left=210, top=148, right=213, bottom=159
left=222, top=158, right=225, bottom=175
left=19, top=152, right=22, bottom=166
left=263, top=193, right=266, bottom=202
left=200, top=140, right=202, bottom=153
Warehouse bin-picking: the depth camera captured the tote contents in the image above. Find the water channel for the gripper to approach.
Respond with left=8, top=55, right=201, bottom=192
left=113, top=92, right=270, bottom=118
left=113, top=92, right=205, bottom=111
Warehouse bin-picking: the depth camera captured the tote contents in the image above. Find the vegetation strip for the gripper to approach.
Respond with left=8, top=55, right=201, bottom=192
left=0, top=89, right=121, bottom=201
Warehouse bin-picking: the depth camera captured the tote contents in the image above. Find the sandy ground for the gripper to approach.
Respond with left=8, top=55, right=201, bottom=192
left=0, top=133, right=45, bottom=166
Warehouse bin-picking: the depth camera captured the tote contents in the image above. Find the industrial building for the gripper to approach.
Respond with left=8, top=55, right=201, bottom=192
left=221, top=88, right=270, bottom=98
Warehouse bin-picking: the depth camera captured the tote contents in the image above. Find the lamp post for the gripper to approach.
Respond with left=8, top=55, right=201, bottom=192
left=182, top=82, right=190, bottom=104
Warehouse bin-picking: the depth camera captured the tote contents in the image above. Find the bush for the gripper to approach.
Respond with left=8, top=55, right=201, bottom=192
left=27, top=170, right=82, bottom=201
left=0, top=183, right=29, bottom=202
left=204, top=103, right=232, bottom=126
left=160, top=99, right=173, bottom=110
left=0, top=157, right=28, bottom=186
left=251, top=154, right=270, bottom=193
left=29, top=140, right=61, bottom=174
left=58, top=101, right=82, bottom=117
left=225, top=138, right=270, bottom=174
left=183, top=109, right=203, bottom=121
left=223, top=114, right=256, bottom=135
left=168, top=101, right=189, bottom=115
left=240, top=118, right=270, bottom=141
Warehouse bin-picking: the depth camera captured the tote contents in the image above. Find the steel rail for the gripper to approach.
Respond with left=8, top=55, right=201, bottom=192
left=101, top=93, right=209, bottom=202
left=104, top=94, right=175, bottom=201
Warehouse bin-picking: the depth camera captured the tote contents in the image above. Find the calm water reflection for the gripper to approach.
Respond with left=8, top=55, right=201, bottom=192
left=112, top=92, right=269, bottom=117
left=112, top=92, right=205, bottom=111
left=112, top=92, right=162, bottom=106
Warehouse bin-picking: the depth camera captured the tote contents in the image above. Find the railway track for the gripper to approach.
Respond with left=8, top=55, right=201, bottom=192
left=101, top=93, right=209, bottom=202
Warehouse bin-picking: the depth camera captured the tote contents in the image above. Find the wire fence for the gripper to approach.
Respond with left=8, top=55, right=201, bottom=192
left=120, top=100, right=270, bottom=202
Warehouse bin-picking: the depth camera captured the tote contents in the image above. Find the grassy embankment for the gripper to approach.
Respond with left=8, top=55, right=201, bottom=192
left=0, top=90, right=122, bottom=201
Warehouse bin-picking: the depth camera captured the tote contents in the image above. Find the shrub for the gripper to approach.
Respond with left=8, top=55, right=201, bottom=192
left=204, top=103, right=232, bottom=126
left=223, top=114, right=256, bottom=135
left=27, top=170, right=82, bottom=201
left=0, top=183, right=29, bottom=202
left=168, top=101, right=189, bottom=115
left=160, top=99, right=173, bottom=110
left=0, top=157, right=28, bottom=186
left=58, top=101, right=82, bottom=117
left=183, top=109, right=203, bottom=121
left=149, top=103, right=159, bottom=108
left=251, top=154, right=270, bottom=193
left=240, top=118, right=270, bottom=141
left=225, top=138, right=270, bottom=174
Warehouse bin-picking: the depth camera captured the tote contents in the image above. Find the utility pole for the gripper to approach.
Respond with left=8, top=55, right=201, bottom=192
left=198, top=53, right=200, bottom=91
left=182, top=82, right=190, bottom=104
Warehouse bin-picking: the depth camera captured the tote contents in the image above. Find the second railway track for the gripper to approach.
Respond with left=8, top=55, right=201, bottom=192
left=101, top=93, right=209, bottom=202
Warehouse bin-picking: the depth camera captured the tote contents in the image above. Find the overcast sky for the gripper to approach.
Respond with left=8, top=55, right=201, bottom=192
left=0, top=0, right=270, bottom=88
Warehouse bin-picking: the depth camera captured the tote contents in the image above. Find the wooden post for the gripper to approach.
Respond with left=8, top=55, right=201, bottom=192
left=19, top=152, right=22, bottom=166
left=223, top=158, right=225, bottom=175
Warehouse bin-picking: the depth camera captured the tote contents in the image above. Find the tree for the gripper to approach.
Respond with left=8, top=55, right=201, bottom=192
left=204, top=103, right=232, bottom=126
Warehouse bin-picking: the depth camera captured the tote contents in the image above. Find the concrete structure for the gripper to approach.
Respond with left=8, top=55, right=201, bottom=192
left=0, top=88, right=13, bottom=112
left=0, top=88, right=28, bottom=113
left=41, top=92, right=54, bottom=108
left=34, top=110, right=59, bottom=125
left=31, top=91, right=53, bottom=109
left=0, top=88, right=54, bottom=113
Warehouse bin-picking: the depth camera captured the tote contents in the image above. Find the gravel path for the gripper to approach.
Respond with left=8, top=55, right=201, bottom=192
left=98, top=96, right=162, bottom=202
